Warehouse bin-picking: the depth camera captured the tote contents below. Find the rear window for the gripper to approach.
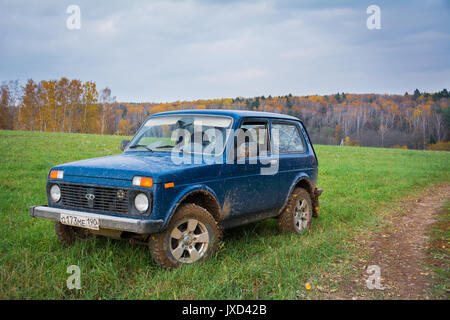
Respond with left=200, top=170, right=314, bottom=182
left=271, top=123, right=305, bottom=153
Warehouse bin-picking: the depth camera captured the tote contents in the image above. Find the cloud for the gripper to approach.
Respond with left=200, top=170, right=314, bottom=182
left=0, top=0, right=449, bottom=101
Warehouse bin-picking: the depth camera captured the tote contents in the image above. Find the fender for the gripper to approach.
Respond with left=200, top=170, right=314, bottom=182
left=162, top=184, right=221, bottom=229
left=278, top=172, right=314, bottom=215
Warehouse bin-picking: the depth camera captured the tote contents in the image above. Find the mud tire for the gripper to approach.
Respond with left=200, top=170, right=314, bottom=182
left=54, top=221, right=77, bottom=246
left=149, top=203, right=222, bottom=268
left=54, top=221, right=91, bottom=246
left=278, top=187, right=313, bottom=234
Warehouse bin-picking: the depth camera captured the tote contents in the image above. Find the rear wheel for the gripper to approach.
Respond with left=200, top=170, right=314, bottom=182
left=149, top=203, right=221, bottom=268
left=278, top=188, right=313, bottom=234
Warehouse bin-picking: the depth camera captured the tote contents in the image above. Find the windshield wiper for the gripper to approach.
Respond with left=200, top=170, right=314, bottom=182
left=155, top=145, right=174, bottom=149
left=128, top=144, right=154, bottom=152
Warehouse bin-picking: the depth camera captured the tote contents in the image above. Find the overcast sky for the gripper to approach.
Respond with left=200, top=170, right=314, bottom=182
left=1, top=0, right=449, bottom=102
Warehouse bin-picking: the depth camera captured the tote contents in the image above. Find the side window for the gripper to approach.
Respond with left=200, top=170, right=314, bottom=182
left=236, top=121, right=269, bottom=158
left=272, top=123, right=305, bottom=153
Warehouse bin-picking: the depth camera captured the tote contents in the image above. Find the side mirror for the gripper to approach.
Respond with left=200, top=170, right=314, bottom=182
left=120, top=140, right=130, bottom=151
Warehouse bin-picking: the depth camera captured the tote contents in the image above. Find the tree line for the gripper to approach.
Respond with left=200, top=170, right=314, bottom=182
left=1, top=78, right=449, bottom=150
left=0, top=78, right=116, bottom=134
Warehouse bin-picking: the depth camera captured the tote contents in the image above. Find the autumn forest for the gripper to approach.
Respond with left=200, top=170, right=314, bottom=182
left=0, top=78, right=449, bottom=150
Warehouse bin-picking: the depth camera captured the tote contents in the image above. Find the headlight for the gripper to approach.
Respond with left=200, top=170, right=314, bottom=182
left=134, top=193, right=149, bottom=213
left=50, top=184, right=61, bottom=202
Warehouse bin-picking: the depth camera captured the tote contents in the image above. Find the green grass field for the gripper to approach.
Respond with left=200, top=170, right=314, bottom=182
left=0, top=130, right=449, bottom=299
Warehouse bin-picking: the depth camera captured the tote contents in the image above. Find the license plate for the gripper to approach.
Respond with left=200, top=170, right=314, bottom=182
left=60, top=213, right=100, bottom=230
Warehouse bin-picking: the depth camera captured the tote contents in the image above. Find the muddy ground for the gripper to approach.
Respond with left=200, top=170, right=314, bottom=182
left=319, top=184, right=449, bottom=300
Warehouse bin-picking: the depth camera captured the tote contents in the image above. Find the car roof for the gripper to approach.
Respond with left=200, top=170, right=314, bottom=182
left=152, top=109, right=300, bottom=121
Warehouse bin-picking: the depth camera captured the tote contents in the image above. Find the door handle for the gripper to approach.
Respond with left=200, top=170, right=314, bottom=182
left=269, top=159, right=278, bottom=165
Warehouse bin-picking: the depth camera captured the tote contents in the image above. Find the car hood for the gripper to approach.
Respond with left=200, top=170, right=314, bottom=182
left=53, top=152, right=219, bottom=183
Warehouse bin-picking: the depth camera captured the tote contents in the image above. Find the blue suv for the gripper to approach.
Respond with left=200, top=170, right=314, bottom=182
left=30, top=110, right=322, bottom=268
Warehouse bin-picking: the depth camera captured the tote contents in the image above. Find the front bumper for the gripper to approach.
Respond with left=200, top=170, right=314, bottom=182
left=29, top=205, right=163, bottom=234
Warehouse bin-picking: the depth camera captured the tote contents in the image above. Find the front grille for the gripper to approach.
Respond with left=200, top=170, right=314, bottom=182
left=59, top=183, right=129, bottom=215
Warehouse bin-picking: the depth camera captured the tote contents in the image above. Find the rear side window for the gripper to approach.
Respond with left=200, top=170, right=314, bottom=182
left=272, top=123, right=305, bottom=153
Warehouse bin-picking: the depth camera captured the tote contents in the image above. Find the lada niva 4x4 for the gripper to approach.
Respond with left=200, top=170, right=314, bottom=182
left=30, top=110, right=322, bottom=268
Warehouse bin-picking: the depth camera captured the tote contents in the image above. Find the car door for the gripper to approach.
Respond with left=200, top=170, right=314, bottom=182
left=221, top=118, right=280, bottom=219
left=270, top=120, right=312, bottom=207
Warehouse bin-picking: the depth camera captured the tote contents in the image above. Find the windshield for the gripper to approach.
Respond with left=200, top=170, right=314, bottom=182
left=127, top=115, right=233, bottom=155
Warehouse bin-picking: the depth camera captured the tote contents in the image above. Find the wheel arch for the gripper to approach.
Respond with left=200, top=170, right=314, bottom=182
left=279, top=174, right=316, bottom=215
left=163, top=185, right=221, bottom=229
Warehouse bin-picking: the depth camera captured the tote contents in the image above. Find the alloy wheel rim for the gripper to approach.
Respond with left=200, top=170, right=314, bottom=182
left=169, top=218, right=209, bottom=263
left=293, top=198, right=310, bottom=232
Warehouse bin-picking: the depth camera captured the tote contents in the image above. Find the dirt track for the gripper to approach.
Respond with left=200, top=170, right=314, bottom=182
left=362, top=185, right=449, bottom=298
left=326, top=184, right=449, bottom=299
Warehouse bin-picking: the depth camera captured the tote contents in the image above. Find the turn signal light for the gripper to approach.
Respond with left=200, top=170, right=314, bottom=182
left=49, top=170, right=64, bottom=179
left=132, top=176, right=153, bottom=188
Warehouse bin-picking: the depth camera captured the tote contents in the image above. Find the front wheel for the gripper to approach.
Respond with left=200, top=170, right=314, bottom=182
left=278, top=188, right=313, bottom=234
left=54, top=222, right=90, bottom=245
left=149, top=203, right=221, bottom=268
